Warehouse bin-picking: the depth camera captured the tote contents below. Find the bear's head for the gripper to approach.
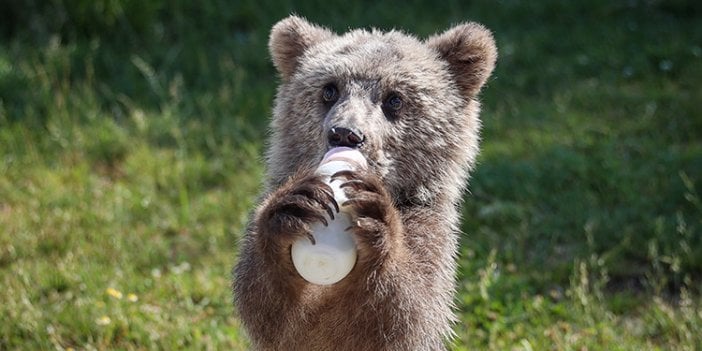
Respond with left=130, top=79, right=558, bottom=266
left=265, top=16, right=497, bottom=207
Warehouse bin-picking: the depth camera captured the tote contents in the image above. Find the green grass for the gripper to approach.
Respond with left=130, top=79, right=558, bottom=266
left=1, top=0, right=701, bottom=349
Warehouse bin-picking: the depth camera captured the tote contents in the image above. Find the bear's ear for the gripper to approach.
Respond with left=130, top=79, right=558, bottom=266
left=269, top=15, right=334, bottom=79
left=426, top=23, right=497, bottom=97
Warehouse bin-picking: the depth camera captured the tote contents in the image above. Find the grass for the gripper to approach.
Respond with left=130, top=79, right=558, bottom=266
left=1, top=0, right=701, bottom=349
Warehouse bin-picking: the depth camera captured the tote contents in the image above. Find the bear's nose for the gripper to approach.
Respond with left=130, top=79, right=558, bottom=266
left=328, top=127, right=365, bottom=148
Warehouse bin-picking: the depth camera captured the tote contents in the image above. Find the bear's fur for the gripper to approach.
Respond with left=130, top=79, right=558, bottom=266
left=233, top=16, right=497, bottom=350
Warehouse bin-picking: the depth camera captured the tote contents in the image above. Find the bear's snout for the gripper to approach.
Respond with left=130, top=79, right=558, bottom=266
left=328, top=127, right=365, bottom=148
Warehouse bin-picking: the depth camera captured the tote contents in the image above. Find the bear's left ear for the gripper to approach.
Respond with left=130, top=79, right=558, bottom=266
left=426, top=23, right=497, bottom=97
left=269, top=15, right=335, bottom=80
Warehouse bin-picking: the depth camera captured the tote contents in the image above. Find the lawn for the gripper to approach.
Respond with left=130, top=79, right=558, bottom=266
left=1, top=0, right=701, bottom=349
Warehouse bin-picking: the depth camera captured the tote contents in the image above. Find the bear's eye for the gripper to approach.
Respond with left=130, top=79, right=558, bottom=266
left=322, top=84, right=339, bottom=103
left=386, top=95, right=402, bottom=110
left=383, top=93, right=403, bottom=115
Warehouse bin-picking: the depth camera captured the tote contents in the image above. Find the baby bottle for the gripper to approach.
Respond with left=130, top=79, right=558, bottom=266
left=291, top=147, right=366, bottom=285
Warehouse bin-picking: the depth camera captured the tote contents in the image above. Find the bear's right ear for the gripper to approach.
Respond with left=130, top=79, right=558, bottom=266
left=269, top=15, right=334, bottom=80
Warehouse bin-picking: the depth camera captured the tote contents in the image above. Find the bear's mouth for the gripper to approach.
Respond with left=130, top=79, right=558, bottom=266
left=320, top=147, right=368, bottom=171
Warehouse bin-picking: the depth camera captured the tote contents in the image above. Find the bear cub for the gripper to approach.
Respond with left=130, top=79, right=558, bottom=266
left=234, top=16, right=497, bottom=351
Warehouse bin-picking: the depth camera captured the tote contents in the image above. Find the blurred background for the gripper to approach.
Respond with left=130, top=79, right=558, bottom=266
left=0, top=0, right=700, bottom=349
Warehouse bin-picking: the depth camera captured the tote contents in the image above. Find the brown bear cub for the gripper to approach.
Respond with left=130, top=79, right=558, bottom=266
left=234, top=16, right=497, bottom=350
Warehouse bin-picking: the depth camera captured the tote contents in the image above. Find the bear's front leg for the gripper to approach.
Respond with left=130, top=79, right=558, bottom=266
left=255, top=171, right=338, bottom=265
left=332, top=170, right=406, bottom=274
left=322, top=170, right=450, bottom=350
left=235, top=171, right=340, bottom=349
